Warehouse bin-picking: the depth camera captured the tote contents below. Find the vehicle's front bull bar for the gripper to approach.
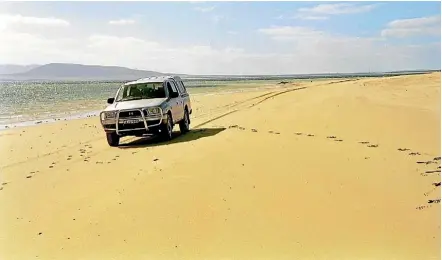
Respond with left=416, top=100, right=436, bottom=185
left=115, top=108, right=163, bottom=135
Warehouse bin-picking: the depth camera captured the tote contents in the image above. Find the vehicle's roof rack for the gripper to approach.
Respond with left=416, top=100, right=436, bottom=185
left=124, top=75, right=176, bottom=86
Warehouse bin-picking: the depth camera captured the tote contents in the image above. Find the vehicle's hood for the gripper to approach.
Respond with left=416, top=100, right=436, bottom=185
left=104, top=98, right=167, bottom=111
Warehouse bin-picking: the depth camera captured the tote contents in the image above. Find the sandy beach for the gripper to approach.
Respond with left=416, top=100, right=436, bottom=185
left=0, top=73, right=440, bottom=259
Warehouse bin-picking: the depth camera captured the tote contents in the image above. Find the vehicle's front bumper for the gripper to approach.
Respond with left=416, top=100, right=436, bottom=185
left=100, top=108, right=166, bottom=136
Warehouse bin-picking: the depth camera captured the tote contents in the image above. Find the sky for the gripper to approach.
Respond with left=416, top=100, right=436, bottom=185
left=0, top=1, right=440, bottom=75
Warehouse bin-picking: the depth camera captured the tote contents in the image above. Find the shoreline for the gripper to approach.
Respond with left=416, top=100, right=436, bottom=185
left=0, top=84, right=290, bottom=131
left=1, top=72, right=434, bottom=130
left=0, top=110, right=101, bottom=131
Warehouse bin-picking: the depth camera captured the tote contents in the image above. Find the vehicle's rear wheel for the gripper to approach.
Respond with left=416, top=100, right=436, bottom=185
left=106, top=132, right=120, bottom=147
left=179, top=109, right=190, bottom=134
left=161, top=114, right=173, bottom=141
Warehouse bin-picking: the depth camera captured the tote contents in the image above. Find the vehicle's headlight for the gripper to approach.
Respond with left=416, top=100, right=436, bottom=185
left=146, top=107, right=161, bottom=115
left=101, top=111, right=117, bottom=120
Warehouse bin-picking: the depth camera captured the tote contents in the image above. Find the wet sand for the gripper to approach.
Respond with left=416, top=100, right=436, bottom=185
left=0, top=73, right=440, bottom=260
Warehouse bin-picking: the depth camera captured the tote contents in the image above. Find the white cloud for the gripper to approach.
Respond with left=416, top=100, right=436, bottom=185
left=193, top=6, right=215, bottom=13
left=227, top=31, right=238, bottom=35
left=108, top=19, right=136, bottom=25
left=258, top=26, right=325, bottom=41
left=211, top=14, right=225, bottom=24
left=295, top=15, right=328, bottom=20
left=0, top=15, right=439, bottom=75
left=298, top=3, right=378, bottom=15
left=257, top=25, right=439, bottom=73
left=294, top=3, right=377, bottom=20
left=0, top=14, right=70, bottom=28
left=381, top=15, right=441, bottom=37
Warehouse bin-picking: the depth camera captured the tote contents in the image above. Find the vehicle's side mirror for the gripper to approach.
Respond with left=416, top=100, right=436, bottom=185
left=170, top=92, right=179, bottom=98
left=107, top=97, right=115, bottom=104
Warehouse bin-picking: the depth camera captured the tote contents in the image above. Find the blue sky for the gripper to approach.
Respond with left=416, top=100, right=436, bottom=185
left=0, top=1, right=440, bottom=75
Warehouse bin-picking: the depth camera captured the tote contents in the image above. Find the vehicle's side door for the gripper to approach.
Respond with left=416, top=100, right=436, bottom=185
left=175, top=79, right=191, bottom=114
left=166, top=80, right=182, bottom=123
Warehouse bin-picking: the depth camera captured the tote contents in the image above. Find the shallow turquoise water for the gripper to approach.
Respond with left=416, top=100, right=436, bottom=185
left=0, top=79, right=295, bottom=127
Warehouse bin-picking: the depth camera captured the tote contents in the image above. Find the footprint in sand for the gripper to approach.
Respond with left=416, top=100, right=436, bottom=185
left=367, top=144, right=378, bottom=148
left=251, top=129, right=258, bottom=132
left=416, top=205, right=432, bottom=210
left=421, top=170, right=441, bottom=177
left=428, top=199, right=441, bottom=204
left=359, top=141, right=370, bottom=144
left=238, top=127, right=246, bottom=130
left=295, top=132, right=303, bottom=135
left=424, top=188, right=437, bottom=197
left=409, top=152, right=421, bottom=156
left=424, top=183, right=441, bottom=196
left=398, top=148, right=410, bottom=152
left=229, top=125, right=239, bottom=129
left=434, top=157, right=441, bottom=161
left=307, top=134, right=314, bottom=137
left=417, top=161, right=436, bottom=165
left=334, top=139, right=343, bottom=142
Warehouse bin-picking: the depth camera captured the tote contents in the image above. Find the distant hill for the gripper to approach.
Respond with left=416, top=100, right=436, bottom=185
left=0, top=63, right=177, bottom=81
left=0, top=64, right=40, bottom=75
left=0, top=63, right=438, bottom=82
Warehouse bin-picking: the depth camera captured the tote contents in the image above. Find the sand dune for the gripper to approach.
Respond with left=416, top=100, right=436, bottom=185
left=0, top=73, right=440, bottom=260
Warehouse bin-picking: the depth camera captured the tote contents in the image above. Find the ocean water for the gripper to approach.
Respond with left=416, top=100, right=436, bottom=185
left=0, top=78, right=298, bottom=129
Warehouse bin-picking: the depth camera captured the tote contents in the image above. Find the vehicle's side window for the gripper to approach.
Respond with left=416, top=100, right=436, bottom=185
left=170, top=81, right=178, bottom=92
left=167, top=81, right=179, bottom=97
left=166, top=82, right=173, bottom=96
left=182, top=81, right=188, bottom=93
left=174, top=80, right=184, bottom=94
left=177, top=81, right=187, bottom=94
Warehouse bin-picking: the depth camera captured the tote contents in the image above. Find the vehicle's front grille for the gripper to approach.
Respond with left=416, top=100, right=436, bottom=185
left=119, top=110, right=142, bottom=118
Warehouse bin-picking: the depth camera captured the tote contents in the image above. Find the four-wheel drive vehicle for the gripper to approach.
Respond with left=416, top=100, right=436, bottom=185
left=100, top=75, right=192, bottom=147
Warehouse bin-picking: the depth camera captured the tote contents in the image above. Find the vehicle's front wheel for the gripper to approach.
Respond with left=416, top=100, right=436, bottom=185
left=106, top=132, right=120, bottom=147
left=161, top=114, right=173, bottom=141
left=179, top=109, right=190, bottom=134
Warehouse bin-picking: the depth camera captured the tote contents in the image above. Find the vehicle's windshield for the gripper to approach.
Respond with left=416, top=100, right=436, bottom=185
left=116, top=82, right=166, bottom=101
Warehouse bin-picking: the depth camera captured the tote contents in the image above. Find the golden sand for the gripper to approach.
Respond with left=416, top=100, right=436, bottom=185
left=0, top=73, right=440, bottom=260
